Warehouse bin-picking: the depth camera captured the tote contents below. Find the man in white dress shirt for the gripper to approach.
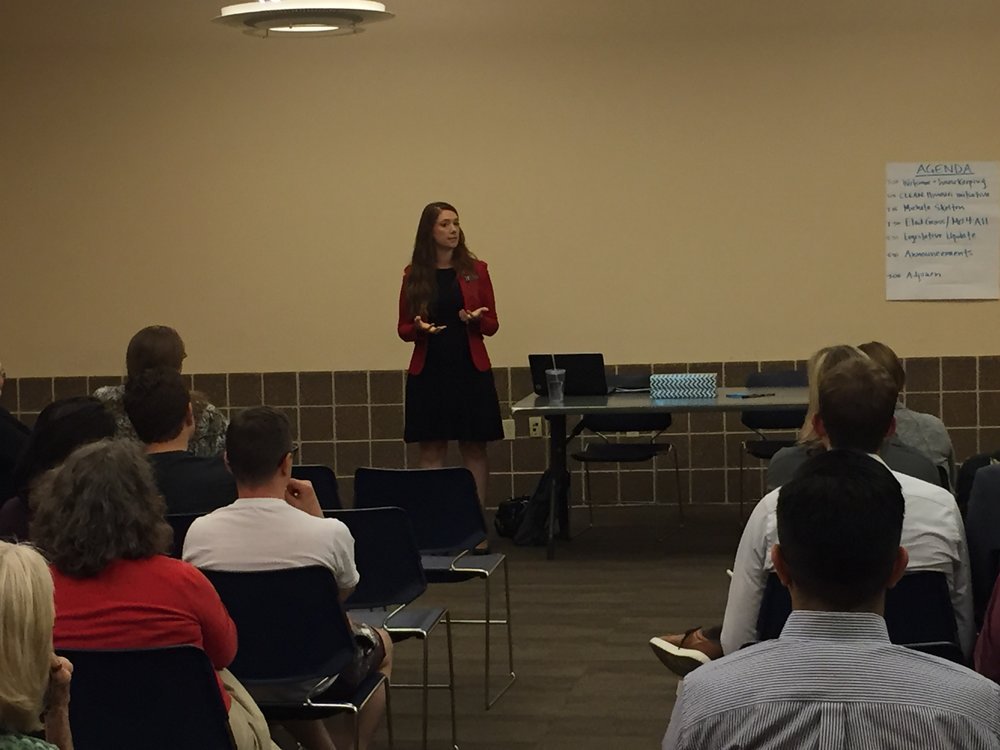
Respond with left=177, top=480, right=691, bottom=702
left=720, top=355, right=972, bottom=657
left=663, top=450, right=1000, bottom=750
left=651, top=355, right=973, bottom=674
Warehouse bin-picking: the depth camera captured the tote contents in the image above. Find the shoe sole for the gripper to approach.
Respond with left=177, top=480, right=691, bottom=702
left=649, top=637, right=712, bottom=677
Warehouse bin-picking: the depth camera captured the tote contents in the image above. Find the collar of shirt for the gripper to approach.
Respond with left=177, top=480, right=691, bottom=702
left=780, top=610, right=890, bottom=643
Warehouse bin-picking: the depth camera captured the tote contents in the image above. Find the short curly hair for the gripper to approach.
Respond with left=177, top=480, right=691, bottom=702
left=30, top=440, right=172, bottom=578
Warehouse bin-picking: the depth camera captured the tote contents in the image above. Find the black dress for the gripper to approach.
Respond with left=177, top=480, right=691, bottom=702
left=404, top=268, right=503, bottom=443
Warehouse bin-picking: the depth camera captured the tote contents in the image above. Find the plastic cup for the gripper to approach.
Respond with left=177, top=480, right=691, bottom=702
left=545, top=368, right=566, bottom=403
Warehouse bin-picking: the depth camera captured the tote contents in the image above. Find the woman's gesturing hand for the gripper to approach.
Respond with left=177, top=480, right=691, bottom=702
left=458, top=307, right=489, bottom=324
left=414, top=316, right=447, bottom=335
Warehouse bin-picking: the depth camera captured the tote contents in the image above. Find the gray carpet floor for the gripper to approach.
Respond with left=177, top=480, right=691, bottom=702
left=375, top=504, right=742, bottom=750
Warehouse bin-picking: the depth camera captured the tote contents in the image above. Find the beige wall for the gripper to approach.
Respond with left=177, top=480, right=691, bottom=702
left=3, top=0, right=999, bottom=377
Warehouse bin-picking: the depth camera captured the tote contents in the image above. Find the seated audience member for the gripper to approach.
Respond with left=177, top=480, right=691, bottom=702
left=651, top=356, right=971, bottom=674
left=766, top=345, right=940, bottom=491
left=123, top=367, right=236, bottom=515
left=859, top=340, right=955, bottom=488
left=94, top=325, right=227, bottom=457
left=957, top=450, right=1000, bottom=518
left=30, top=440, right=277, bottom=750
left=965, top=464, right=1000, bottom=625
left=0, top=361, right=30, bottom=505
left=975, top=552, right=1000, bottom=682
left=0, top=397, right=115, bottom=541
left=662, top=451, right=1000, bottom=750
left=184, top=407, right=392, bottom=750
left=0, top=541, right=73, bottom=750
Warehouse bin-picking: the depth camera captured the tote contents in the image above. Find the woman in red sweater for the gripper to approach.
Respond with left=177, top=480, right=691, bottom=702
left=398, top=202, right=503, bottom=510
left=30, top=440, right=275, bottom=750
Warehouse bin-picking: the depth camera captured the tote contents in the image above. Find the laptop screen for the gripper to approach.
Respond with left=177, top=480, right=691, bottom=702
left=528, top=353, right=609, bottom=397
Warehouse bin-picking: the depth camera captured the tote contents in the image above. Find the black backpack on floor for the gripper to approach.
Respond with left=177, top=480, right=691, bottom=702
left=512, top=469, right=567, bottom=546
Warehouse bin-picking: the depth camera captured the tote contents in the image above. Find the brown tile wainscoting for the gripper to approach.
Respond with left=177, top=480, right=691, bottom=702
left=3, top=356, right=999, bottom=508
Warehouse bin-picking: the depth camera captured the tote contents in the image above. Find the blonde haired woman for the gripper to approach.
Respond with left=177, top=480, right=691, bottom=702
left=0, top=542, right=72, bottom=750
left=766, top=344, right=940, bottom=491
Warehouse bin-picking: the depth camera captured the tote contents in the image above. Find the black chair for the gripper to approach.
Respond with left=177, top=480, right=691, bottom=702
left=201, top=566, right=391, bottom=748
left=738, top=370, right=808, bottom=519
left=165, top=512, right=203, bottom=558
left=292, top=464, right=342, bottom=510
left=755, top=571, right=963, bottom=663
left=328, top=507, right=457, bottom=750
left=354, top=467, right=516, bottom=710
left=57, top=645, right=235, bottom=750
left=569, top=407, right=680, bottom=529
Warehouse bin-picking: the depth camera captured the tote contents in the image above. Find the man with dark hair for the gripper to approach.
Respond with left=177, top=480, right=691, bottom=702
left=652, top=356, right=972, bottom=674
left=663, top=451, right=1000, bottom=749
left=123, top=367, right=235, bottom=515
left=183, top=407, right=392, bottom=750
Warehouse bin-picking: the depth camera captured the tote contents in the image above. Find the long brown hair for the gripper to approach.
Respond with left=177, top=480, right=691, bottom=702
left=404, top=202, right=478, bottom=319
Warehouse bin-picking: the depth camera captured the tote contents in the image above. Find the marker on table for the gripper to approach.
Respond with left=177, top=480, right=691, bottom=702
left=726, top=392, right=776, bottom=399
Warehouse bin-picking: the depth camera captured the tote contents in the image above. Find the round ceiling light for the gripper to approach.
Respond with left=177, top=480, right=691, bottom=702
left=214, top=1, right=393, bottom=37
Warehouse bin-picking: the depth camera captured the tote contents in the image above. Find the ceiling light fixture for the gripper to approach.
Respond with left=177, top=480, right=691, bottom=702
left=214, top=0, right=393, bottom=38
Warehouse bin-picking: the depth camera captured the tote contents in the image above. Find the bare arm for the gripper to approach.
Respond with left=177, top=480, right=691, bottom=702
left=285, top=478, right=323, bottom=518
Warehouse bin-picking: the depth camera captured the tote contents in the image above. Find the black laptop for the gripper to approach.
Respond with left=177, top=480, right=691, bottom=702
left=528, top=353, right=612, bottom=397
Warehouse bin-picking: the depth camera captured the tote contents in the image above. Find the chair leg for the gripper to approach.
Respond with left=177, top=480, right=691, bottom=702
left=422, top=637, right=430, bottom=750
left=652, top=453, right=658, bottom=506
left=738, top=444, right=746, bottom=524
left=584, top=463, right=594, bottom=529
left=672, top=446, right=682, bottom=523
left=483, top=571, right=491, bottom=712
left=445, top=612, right=457, bottom=750
left=385, top=679, right=394, bottom=750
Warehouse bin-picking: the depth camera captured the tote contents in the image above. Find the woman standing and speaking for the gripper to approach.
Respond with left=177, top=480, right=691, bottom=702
left=398, top=202, right=503, bottom=511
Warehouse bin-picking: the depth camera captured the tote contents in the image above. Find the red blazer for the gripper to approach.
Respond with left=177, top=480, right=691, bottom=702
left=398, top=259, right=499, bottom=375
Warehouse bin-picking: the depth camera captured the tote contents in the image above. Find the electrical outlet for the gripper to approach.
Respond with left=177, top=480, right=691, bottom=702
left=502, top=418, right=516, bottom=440
left=529, top=417, right=543, bottom=438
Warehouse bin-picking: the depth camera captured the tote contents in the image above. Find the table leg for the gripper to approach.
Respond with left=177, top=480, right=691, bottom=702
left=545, top=414, right=569, bottom=560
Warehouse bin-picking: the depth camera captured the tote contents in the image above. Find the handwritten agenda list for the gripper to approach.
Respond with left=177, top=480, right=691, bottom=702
left=885, top=161, right=999, bottom=300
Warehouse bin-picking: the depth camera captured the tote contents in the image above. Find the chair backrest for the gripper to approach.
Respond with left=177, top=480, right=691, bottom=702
left=353, top=467, right=487, bottom=554
left=756, top=570, right=958, bottom=646
left=166, top=512, right=203, bottom=558
left=201, top=566, right=353, bottom=681
left=741, top=370, right=808, bottom=432
left=884, top=570, right=959, bottom=645
left=325, top=507, right=427, bottom=609
left=575, top=412, right=672, bottom=436
left=292, top=465, right=342, bottom=510
left=58, top=645, right=234, bottom=750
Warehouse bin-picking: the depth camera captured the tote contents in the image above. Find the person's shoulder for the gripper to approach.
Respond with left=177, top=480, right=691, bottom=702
left=903, top=406, right=949, bottom=431
left=770, top=443, right=806, bottom=465
left=679, top=641, right=782, bottom=703
left=895, top=646, right=1000, bottom=707
left=893, top=468, right=956, bottom=504
left=93, top=383, right=123, bottom=401
left=974, top=462, right=1000, bottom=485
left=473, top=259, right=489, bottom=272
left=0, top=733, right=59, bottom=750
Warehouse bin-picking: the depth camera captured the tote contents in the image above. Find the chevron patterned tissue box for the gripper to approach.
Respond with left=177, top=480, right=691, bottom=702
left=650, top=373, right=717, bottom=399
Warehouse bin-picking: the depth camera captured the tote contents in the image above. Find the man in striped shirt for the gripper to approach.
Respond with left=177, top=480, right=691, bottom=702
left=662, top=450, right=1000, bottom=750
